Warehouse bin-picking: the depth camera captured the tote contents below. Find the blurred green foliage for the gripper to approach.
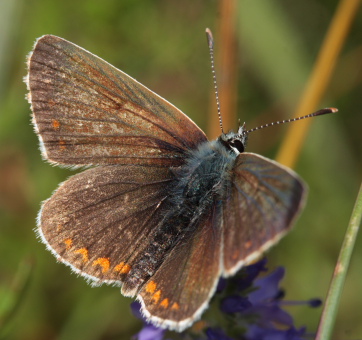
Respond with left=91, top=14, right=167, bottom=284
left=0, top=0, right=361, bottom=339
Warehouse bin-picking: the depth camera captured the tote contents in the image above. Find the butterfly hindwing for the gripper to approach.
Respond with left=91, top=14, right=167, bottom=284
left=222, top=153, right=306, bottom=275
left=26, top=35, right=207, bottom=168
left=38, top=164, right=175, bottom=287
left=138, top=204, right=222, bottom=331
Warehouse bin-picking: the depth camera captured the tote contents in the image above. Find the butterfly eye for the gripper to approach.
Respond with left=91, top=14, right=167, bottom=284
left=218, top=133, right=247, bottom=154
left=229, top=139, right=244, bottom=153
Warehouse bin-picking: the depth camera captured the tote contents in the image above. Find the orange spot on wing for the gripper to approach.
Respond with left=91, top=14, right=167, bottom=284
left=244, top=241, right=252, bottom=249
left=59, top=140, right=66, bottom=150
left=52, top=119, right=60, bottom=130
left=64, top=238, right=73, bottom=250
left=114, top=262, right=131, bottom=274
left=74, top=248, right=89, bottom=263
left=114, top=262, right=124, bottom=272
left=121, top=264, right=131, bottom=274
left=160, top=298, right=169, bottom=308
left=171, top=302, right=180, bottom=310
left=145, top=281, right=157, bottom=294
left=151, top=290, right=161, bottom=304
left=92, top=257, right=110, bottom=273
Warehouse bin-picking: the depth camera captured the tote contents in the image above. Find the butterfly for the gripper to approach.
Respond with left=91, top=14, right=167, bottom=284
left=25, top=33, right=334, bottom=332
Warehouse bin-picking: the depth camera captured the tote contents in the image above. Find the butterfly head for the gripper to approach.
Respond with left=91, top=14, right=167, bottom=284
left=219, top=123, right=248, bottom=155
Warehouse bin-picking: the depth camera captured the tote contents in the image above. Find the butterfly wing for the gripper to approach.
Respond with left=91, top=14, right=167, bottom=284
left=26, top=35, right=207, bottom=167
left=38, top=164, right=175, bottom=287
left=138, top=204, right=222, bottom=332
left=222, top=153, right=306, bottom=275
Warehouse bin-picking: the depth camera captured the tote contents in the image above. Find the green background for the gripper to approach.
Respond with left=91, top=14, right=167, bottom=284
left=0, top=1, right=361, bottom=339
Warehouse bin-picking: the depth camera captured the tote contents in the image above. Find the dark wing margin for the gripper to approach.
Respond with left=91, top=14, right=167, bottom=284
left=222, top=153, right=306, bottom=275
left=25, top=35, right=207, bottom=167
left=138, top=205, right=222, bottom=332
left=37, top=164, right=175, bottom=288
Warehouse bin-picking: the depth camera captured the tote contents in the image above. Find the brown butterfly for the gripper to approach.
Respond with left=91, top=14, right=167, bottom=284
left=25, top=34, right=335, bottom=331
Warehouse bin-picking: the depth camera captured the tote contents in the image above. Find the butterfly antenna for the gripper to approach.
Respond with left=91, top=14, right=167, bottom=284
left=245, top=107, right=338, bottom=134
left=206, top=28, right=224, bottom=133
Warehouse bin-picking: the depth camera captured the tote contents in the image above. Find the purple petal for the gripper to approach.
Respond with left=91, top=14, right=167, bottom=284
left=248, top=305, right=294, bottom=327
left=131, top=301, right=145, bottom=321
left=235, top=259, right=268, bottom=291
left=249, top=267, right=285, bottom=304
left=220, top=295, right=252, bottom=314
left=245, top=258, right=268, bottom=281
left=216, top=277, right=227, bottom=293
left=134, top=325, right=166, bottom=340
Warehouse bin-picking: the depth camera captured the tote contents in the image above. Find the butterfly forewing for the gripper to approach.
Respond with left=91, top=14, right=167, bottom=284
left=222, top=153, right=306, bottom=275
left=26, top=35, right=207, bottom=167
left=138, top=205, right=222, bottom=331
left=38, top=164, right=175, bottom=286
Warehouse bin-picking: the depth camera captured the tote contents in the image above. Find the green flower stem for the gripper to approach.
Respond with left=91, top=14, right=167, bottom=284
left=316, top=182, right=362, bottom=340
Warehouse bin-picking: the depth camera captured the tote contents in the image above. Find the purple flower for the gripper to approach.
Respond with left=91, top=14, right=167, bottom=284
left=245, top=267, right=296, bottom=328
left=220, top=295, right=252, bottom=313
left=135, top=326, right=166, bottom=340
left=214, top=262, right=316, bottom=339
left=131, top=259, right=320, bottom=340
left=249, top=266, right=285, bottom=304
left=233, top=258, right=268, bottom=292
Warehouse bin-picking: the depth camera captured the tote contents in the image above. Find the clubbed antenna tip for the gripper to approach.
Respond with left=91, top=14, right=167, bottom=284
left=315, top=107, right=338, bottom=115
left=205, top=28, right=214, bottom=49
